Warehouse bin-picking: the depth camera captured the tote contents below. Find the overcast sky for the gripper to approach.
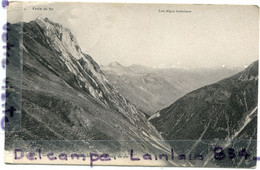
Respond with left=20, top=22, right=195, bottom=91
left=8, top=2, right=259, bottom=68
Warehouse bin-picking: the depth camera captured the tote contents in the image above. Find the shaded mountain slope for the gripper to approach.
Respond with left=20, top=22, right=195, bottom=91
left=149, top=61, right=258, bottom=167
left=150, top=61, right=258, bottom=140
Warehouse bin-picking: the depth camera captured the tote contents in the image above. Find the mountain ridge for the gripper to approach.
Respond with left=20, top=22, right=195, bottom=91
left=149, top=60, right=258, bottom=167
left=150, top=60, right=258, bottom=139
left=5, top=18, right=177, bottom=164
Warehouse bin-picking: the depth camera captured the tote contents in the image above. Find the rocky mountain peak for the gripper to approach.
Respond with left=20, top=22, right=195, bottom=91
left=33, top=17, right=82, bottom=60
left=6, top=18, right=177, bottom=162
left=23, top=18, right=153, bottom=125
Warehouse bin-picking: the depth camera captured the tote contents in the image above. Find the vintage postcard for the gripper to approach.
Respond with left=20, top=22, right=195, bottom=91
left=4, top=1, right=259, bottom=167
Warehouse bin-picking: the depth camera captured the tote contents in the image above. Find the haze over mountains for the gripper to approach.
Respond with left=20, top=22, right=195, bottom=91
left=5, top=17, right=257, bottom=168
left=102, top=62, right=243, bottom=116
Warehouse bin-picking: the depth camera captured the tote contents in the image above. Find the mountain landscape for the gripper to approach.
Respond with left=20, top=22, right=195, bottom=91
left=5, top=17, right=258, bottom=168
left=149, top=60, right=258, bottom=167
left=102, top=62, right=243, bottom=116
left=5, top=18, right=179, bottom=166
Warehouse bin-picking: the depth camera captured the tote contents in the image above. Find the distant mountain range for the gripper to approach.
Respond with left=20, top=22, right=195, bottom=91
left=101, top=62, right=243, bottom=116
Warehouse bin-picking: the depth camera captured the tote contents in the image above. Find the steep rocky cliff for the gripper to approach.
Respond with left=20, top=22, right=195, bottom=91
left=5, top=18, right=173, bottom=162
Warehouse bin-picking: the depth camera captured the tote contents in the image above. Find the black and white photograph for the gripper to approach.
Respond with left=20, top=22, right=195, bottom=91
left=4, top=1, right=259, bottom=168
